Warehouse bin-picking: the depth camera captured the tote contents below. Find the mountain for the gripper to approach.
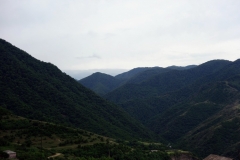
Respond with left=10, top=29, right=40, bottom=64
left=79, top=66, right=197, bottom=96
left=105, top=60, right=231, bottom=103
left=146, top=60, right=240, bottom=156
left=114, top=67, right=150, bottom=80
left=103, top=60, right=232, bottom=124
left=150, top=74, right=240, bottom=158
left=1, top=106, right=198, bottom=160
left=3, top=38, right=240, bottom=158
left=0, top=106, right=112, bottom=159
left=107, top=59, right=234, bottom=121
left=166, top=65, right=197, bottom=70
left=65, top=69, right=127, bottom=80
left=0, top=38, right=153, bottom=140
left=79, top=72, right=122, bottom=96
left=103, top=59, right=240, bottom=158
left=125, top=67, right=173, bottom=84
left=180, top=77, right=240, bottom=158
left=0, top=106, right=179, bottom=160
left=78, top=67, right=153, bottom=96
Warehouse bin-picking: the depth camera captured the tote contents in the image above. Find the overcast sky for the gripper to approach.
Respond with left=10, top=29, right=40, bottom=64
left=1, top=0, right=240, bottom=73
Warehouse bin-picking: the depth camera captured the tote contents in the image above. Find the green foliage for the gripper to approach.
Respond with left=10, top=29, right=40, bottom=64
left=0, top=138, right=9, bottom=146
left=0, top=106, right=11, bottom=117
left=0, top=38, right=153, bottom=141
left=2, top=38, right=240, bottom=159
left=61, top=142, right=170, bottom=160
left=0, top=111, right=113, bottom=149
left=179, top=117, right=240, bottom=158
left=17, top=148, right=48, bottom=160
left=105, top=60, right=231, bottom=103
left=105, top=59, right=240, bottom=158
left=0, top=111, right=173, bottom=160
left=0, top=144, right=50, bottom=160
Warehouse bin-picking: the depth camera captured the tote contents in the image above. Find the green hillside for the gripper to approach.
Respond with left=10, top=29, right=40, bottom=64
left=78, top=65, right=196, bottom=96
left=103, top=59, right=240, bottom=158
left=1, top=106, right=179, bottom=160
left=125, top=67, right=172, bottom=84
left=177, top=75, right=240, bottom=158
left=79, top=67, right=168, bottom=96
left=79, top=65, right=197, bottom=97
left=145, top=61, right=240, bottom=158
left=2, top=38, right=240, bottom=159
left=105, top=60, right=232, bottom=112
left=0, top=38, right=153, bottom=140
left=105, top=60, right=231, bottom=103
left=79, top=65, right=198, bottom=97
left=0, top=106, right=112, bottom=159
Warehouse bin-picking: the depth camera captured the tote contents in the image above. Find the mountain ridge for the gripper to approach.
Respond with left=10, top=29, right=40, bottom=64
left=2, top=38, right=240, bottom=158
left=85, top=57, right=240, bottom=158
left=79, top=72, right=122, bottom=96
left=104, top=59, right=231, bottom=103
left=79, top=65, right=198, bottom=96
left=0, top=38, right=154, bottom=140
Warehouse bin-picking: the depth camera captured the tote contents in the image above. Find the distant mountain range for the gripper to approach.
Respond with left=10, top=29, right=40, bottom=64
left=65, top=69, right=127, bottom=80
left=79, top=58, right=240, bottom=158
left=79, top=65, right=197, bottom=96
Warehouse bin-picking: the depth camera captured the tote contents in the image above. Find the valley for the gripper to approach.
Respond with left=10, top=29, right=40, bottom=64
left=80, top=57, right=240, bottom=158
left=1, top=38, right=240, bottom=159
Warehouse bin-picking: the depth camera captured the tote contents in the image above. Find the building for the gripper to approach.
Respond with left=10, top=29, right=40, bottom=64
left=203, top=154, right=233, bottom=160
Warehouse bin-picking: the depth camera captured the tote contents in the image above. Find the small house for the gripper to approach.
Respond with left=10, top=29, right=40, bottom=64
left=203, top=154, right=233, bottom=160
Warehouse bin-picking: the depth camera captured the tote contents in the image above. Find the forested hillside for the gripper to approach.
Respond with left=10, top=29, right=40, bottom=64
left=79, top=67, right=155, bottom=95
left=179, top=76, right=240, bottom=157
left=0, top=106, right=112, bottom=159
left=105, top=60, right=231, bottom=103
left=79, top=66, right=197, bottom=96
left=0, top=106, right=178, bottom=160
left=103, top=59, right=240, bottom=158
left=78, top=56, right=240, bottom=158
left=151, top=74, right=240, bottom=158
left=2, top=38, right=240, bottom=159
left=0, top=38, right=153, bottom=140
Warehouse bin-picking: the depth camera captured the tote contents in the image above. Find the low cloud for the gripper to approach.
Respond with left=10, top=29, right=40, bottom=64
left=76, top=54, right=101, bottom=60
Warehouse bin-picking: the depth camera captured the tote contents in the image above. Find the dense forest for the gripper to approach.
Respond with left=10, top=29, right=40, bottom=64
left=0, top=106, right=192, bottom=160
left=0, top=38, right=154, bottom=141
left=81, top=58, right=240, bottom=158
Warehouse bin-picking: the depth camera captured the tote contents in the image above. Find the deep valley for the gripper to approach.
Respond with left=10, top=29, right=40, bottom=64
left=1, top=38, right=240, bottom=160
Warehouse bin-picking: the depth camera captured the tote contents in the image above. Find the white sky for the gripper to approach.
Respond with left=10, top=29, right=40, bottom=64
left=1, top=0, right=240, bottom=72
